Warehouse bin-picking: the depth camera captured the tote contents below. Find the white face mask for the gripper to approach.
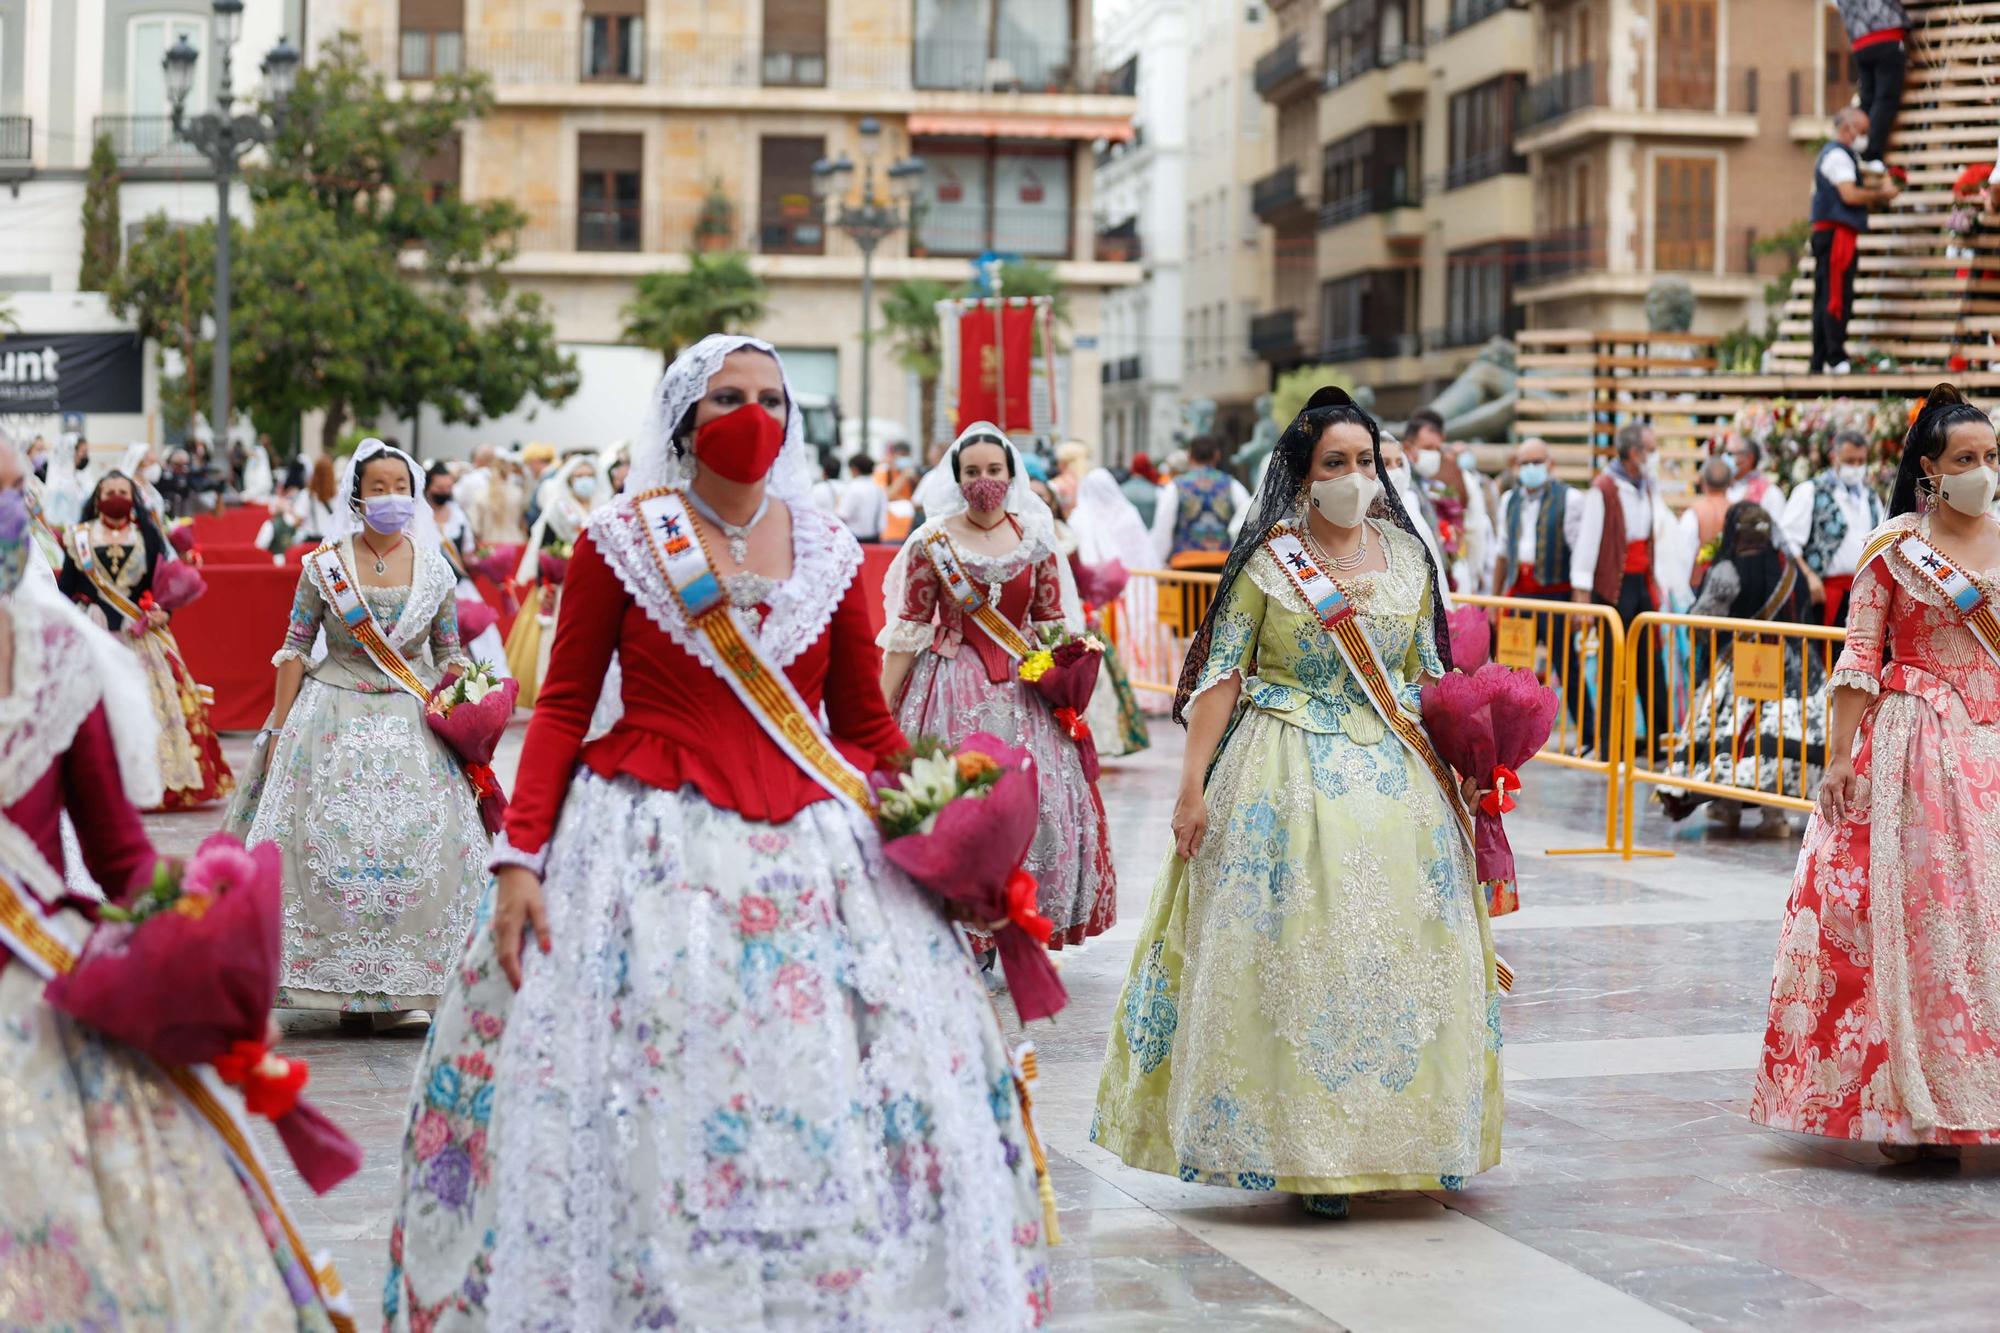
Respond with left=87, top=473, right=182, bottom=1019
left=1385, top=464, right=1413, bottom=494
left=140, top=464, right=163, bottom=484
left=572, top=476, right=597, bottom=499
left=1309, top=472, right=1380, bottom=529
left=1853, top=134, right=1870, bottom=156
left=1414, top=450, right=1443, bottom=480
left=1933, top=465, right=1999, bottom=517
left=1835, top=464, right=1868, bottom=488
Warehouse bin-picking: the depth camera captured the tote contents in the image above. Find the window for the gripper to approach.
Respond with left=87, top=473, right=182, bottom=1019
left=759, top=136, right=825, bottom=255
left=913, top=138, right=1071, bottom=258
left=1447, top=76, right=1526, bottom=189
left=415, top=132, right=461, bottom=205
left=1324, top=0, right=1380, bottom=86
left=399, top=0, right=463, bottom=80
left=577, top=132, right=642, bottom=252
left=764, top=0, right=828, bottom=87
left=1654, top=0, right=1716, bottom=110
left=1319, top=268, right=1412, bottom=359
left=129, top=15, right=207, bottom=116
left=914, top=0, right=1074, bottom=92
left=583, top=0, right=644, bottom=81
left=1320, top=125, right=1412, bottom=224
left=1654, top=154, right=1716, bottom=271
left=1445, top=243, right=1522, bottom=345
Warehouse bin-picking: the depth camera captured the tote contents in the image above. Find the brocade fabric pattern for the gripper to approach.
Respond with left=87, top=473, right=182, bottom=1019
left=1092, top=525, right=1505, bottom=1193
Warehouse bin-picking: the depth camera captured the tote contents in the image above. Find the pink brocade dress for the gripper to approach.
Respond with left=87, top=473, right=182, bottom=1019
left=1752, top=514, right=2000, bottom=1144
left=883, top=534, right=1117, bottom=946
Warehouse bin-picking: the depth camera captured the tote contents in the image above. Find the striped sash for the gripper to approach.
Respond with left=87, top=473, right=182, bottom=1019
left=67, top=525, right=212, bottom=705
left=923, top=529, right=1039, bottom=660
left=1896, top=534, right=2000, bottom=671
left=307, top=544, right=434, bottom=704
left=634, top=488, right=873, bottom=815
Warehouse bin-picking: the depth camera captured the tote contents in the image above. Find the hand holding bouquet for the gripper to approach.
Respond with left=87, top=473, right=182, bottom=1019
left=1419, top=664, right=1559, bottom=918
left=874, top=733, right=1068, bottom=1022
left=539, top=540, right=574, bottom=586
left=150, top=557, right=208, bottom=612
left=1020, top=626, right=1106, bottom=782
left=42, top=833, right=363, bottom=1193
left=168, top=518, right=199, bottom=559
left=427, top=662, right=519, bottom=835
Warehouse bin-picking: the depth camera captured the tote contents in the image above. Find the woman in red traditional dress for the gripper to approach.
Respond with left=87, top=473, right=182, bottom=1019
left=55, top=471, right=232, bottom=811
left=385, top=336, right=1050, bottom=1330
left=1752, top=385, right=2000, bottom=1160
left=0, top=440, right=345, bottom=1331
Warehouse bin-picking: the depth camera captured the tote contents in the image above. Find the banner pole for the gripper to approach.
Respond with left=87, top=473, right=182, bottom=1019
left=992, top=270, right=1007, bottom=435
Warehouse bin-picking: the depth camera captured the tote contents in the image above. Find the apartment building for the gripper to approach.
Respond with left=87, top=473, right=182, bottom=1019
left=0, top=0, right=303, bottom=293
left=1247, top=0, right=1536, bottom=420
left=313, top=0, right=1140, bottom=451
left=1092, top=0, right=1185, bottom=464
left=1514, top=0, right=1833, bottom=333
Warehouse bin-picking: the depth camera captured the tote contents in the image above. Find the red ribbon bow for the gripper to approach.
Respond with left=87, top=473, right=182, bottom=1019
left=211, top=1039, right=311, bottom=1119
left=1004, top=868, right=1053, bottom=945
left=464, top=762, right=499, bottom=800
left=1480, top=765, right=1521, bottom=817
left=1052, top=706, right=1093, bottom=747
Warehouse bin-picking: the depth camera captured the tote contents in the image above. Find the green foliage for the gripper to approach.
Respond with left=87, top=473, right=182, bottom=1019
left=694, top=181, right=735, bottom=245
left=104, top=34, right=575, bottom=451
left=1270, top=366, right=1354, bottom=431
left=79, top=134, right=121, bottom=292
left=881, top=278, right=952, bottom=434
left=619, top=252, right=769, bottom=365
left=1713, top=220, right=1815, bottom=374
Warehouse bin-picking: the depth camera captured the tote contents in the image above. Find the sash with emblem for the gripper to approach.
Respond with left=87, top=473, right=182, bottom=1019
left=922, top=529, right=1040, bottom=660
left=66, top=524, right=214, bottom=706
left=1863, top=531, right=2000, bottom=671
left=632, top=488, right=873, bottom=815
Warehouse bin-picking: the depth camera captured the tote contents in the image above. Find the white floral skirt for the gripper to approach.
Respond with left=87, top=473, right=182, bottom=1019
left=386, top=774, right=1051, bottom=1332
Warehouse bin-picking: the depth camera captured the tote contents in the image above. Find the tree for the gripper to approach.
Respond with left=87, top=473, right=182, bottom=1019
left=1270, top=365, right=1354, bottom=430
left=79, top=134, right=121, bottom=292
left=619, top=251, right=769, bottom=366
left=105, top=35, right=576, bottom=452
left=881, top=278, right=952, bottom=444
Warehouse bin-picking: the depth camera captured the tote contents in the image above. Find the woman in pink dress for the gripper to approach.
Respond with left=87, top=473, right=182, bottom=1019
left=1752, top=384, right=2000, bottom=1159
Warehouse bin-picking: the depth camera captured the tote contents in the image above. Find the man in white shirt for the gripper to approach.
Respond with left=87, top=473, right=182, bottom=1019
left=1780, top=428, right=1885, bottom=626
left=1379, top=434, right=1451, bottom=603
left=837, top=453, right=888, bottom=542
left=1726, top=439, right=1793, bottom=552
left=1495, top=436, right=1589, bottom=741
left=1148, top=435, right=1252, bottom=566
left=1809, top=107, right=1900, bottom=372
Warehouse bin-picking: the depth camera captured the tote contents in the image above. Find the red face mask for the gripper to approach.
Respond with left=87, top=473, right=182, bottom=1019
left=694, top=403, right=787, bottom=484
left=97, top=493, right=135, bottom=522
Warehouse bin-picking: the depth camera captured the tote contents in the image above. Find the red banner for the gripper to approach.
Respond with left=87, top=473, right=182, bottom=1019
left=956, top=303, right=1034, bottom=432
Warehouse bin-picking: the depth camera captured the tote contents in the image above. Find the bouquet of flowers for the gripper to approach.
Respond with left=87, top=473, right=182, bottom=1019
left=1071, top=557, right=1129, bottom=611
left=1446, top=605, right=1491, bottom=671
left=456, top=597, right=498, bottom=642
left=874, top=733, right=1068, bottom=1022
left=539, top=540, right=574, bottom=586
left=1419, top=664, right=1560, bottom=919
left=1019, top=626, right=1106, bottom=782
left=427, top=662, right=518, bottom=835
left=150, top=558, right=208, bottom=612
left=42, top=833, right=363, bottom=1193
left=167, top=518, right=199, bottom=558
left=470, top=544, right=524, bottom=585
left=1433, top=494, right=1466, bottom=561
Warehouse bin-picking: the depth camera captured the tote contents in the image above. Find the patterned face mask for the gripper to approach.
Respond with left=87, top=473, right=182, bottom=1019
left=0, top=488, right=31, bottom=597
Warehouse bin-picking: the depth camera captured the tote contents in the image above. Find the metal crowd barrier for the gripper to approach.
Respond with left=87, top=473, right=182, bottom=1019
left=1617, top=611, right=1847, bottom=858
left=1114, top=567, right=1219, bottom=697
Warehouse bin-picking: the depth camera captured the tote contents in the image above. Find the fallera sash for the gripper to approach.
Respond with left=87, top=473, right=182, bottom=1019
left=0, top=869, right=356, bottom=1333
left=634, top=488, right=873, bottom=816
left=1264, top=524, right=1475, bottom=846
left=308, top=544, right=435, bottom=704
left=67, top=525, right=214, bottom=706
left=923, top=529, right=1039, bottom=660
left=1895, top=534, right=2000, bottom=671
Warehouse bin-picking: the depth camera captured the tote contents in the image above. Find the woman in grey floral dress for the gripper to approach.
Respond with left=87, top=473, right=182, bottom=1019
left=227, top=440, right=486, bottom=1017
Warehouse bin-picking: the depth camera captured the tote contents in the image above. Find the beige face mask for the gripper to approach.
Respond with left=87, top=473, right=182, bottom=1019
left=1933, top=464, right=1999, bottom=517
left=1309, top=473, right=1380, bottom=528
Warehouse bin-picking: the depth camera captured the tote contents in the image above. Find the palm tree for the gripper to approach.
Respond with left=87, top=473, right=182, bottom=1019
left=620, top=251, right=769, bottom=365
left=881, top=278, right=951, bottom=445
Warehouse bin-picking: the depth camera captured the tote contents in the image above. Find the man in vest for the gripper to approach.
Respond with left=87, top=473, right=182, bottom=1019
left=1149, top=434, right=1250, bottom=568
left=1810, top=107, right=1902, bottom=373
left=1571, top=423, right=1682, bottom=749
left=1494, top=437, right=1588, bottom=746
left=1780, top=429, right=1885, bottom=626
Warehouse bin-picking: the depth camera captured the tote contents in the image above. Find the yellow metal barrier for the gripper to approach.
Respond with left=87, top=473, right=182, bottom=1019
left=1455, top=593, right=1629, bottom=857
left=1618, top=611, right=1848, bottom=859
left=1105, top=567, right=1218, bottom=697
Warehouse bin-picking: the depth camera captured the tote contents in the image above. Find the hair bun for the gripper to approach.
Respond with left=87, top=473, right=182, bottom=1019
left=1924, top=382, right=1966, bottom=411
left=1304, top=386, right=1355, bottom=412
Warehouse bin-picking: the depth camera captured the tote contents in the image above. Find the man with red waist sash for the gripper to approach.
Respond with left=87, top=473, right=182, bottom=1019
left=1809, top=107, right=1900, bottom=374
left=1493, top=437, right=1594, bottom=746
left=1571, top=423, right=1678, bottom=748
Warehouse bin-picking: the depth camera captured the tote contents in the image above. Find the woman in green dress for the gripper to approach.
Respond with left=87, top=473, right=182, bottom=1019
left=1092, top=387, right=1504, bottom=1216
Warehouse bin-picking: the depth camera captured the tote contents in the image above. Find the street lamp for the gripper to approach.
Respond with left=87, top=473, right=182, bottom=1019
left=163, top=2, right=298, bottom=452
left=813, top=117, right=924, bottom=459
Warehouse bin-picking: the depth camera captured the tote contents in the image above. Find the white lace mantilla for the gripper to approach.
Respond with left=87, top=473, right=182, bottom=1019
left=588, top=493, right=861, bottom=671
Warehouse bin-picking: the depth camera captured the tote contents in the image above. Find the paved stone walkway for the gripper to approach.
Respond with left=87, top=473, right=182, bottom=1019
left=148, top=722, right=2000, bottom=1331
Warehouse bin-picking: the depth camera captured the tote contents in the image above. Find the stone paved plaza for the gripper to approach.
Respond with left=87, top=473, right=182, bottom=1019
left=149, top=724, right=2000, bottom=1332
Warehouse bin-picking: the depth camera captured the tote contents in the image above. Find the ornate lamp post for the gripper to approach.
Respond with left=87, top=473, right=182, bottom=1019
left=812, top=117, right=923, bottom=458
left=162, top=0, right=299, bottom=448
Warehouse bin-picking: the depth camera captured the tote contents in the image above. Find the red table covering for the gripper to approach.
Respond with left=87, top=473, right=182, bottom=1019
left=174, top=563, right=300, bottom=732
left=190, top=507, right=272, bottom=547
left=858, top=543, right=898, bottom=634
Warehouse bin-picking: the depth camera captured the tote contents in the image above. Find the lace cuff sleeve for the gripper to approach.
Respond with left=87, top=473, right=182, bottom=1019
left=271, top=646, right=312, bottom=669
left=1829, top=668, right=1881, bottom=696
left=488, top=830, right=548, bottom=877
left=877, top=617, right=935, bottom=653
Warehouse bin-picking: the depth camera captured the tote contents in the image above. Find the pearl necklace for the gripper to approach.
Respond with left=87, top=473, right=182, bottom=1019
left=1305, top=522, right=1368, bottom=572
left=687, top=488, right=770, bottom=565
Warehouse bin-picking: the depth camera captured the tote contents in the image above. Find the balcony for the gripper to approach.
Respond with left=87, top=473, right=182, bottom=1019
left=1321, top=332, right=1420, bottom=362
left=1255, top=34, right=1321, bottom=104
left=1100, top=354, right=1144, bottom=383
left=92, top=116, right=207, bottom=173
left=0, top=116, right=29, bottom=182
left=1428, top=315, right=1518, bottom=349
left=577, top=202, right=642, bottom=253
left=1318, top=174, right=1423, bottom=231
left=1523, top=224, right=1607, bottom=284
left=1252, top=164, right=1313, bottom=225
left=1444, top=147, right=1526, bottom=192
left=1251, top=309, right=1303, bottom=359
left=363, top=29, right=1131, bottom=97
left=1094, top=216, right=1141, bottom=262
left=756, top=208, right=826, bottom=256
left=1446, top=0, right=1517, bottom=35
left=1519, top=61, right=1761, bottom=154
left=1521, top=63, right=1605, bottom=132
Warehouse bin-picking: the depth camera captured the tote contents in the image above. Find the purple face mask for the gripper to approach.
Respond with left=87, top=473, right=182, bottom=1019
left=363, top=494, right=418, bottom=534
left=0, top=489, right=30, bottom=597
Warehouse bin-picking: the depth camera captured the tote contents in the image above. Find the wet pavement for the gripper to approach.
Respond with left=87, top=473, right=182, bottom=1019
left=148, top=722, right=2000, bottom=1332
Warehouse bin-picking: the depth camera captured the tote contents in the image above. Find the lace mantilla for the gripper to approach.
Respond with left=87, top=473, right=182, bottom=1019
left=0, top=601, right=103, bottom=809
left=589, top=494, right=861, bottom=671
